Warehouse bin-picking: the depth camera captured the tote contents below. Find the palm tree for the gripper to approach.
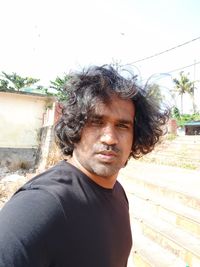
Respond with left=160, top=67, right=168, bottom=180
left=173, top=71, right=195, bottom=114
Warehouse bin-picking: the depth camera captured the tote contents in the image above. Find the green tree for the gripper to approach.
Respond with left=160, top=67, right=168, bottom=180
left=1, top=72, right=39, bottom=91
left=147, top=83, right=163, bottom=103
left=171, top=106, right=181, bottom=119
left=173, top=72, right=196, bottom=114
left=50, top=74, right=71, bottom=101
left=0, top=79, right=10, bottom=91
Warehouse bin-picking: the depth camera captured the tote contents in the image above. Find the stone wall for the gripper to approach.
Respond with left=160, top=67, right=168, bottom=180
left=36, top=126, right=62, bottom=171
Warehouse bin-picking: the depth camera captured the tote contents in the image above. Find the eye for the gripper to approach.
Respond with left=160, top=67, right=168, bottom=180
left=116, top=123, right=130, bottom=129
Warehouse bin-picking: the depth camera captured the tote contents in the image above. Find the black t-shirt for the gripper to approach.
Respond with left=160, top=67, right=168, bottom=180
left=0, top=160, right=132, bottom=267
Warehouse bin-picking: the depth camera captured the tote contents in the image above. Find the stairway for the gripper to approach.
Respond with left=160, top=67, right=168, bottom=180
left=119, top=159, right=200, bottom=267
left=139, top=135, right=200, bottom=170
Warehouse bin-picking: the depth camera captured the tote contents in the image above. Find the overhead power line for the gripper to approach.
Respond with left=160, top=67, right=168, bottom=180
left=129, top=36, right=200, bottom=64
left=141, top=60, right=200, bottom=83
left=168, top=61, right=200, bottom=74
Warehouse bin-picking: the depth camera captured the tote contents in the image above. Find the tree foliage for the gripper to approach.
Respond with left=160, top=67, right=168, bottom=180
left=0, top=72, right=40, bottom=91
left=0, top=70, right=71, bottom=101
left=171, top=106, right=181, bottom=119
left=173, top=71, right=196, bottom=114
left=0, top=79, right=9, bottom=91
left=49, top=74, right=71, bottom=101
left=147, top=83, right=163, bottom=102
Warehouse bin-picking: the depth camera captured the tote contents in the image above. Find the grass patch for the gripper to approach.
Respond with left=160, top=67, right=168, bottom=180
left=166, top=133, right=177, bottom=141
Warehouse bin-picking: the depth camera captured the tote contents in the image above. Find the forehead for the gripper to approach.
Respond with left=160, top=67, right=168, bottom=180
left=93, top=96, right=135, bottom=122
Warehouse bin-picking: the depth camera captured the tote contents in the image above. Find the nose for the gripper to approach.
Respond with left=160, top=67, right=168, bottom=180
left=100, top=125, right=118, bottom=145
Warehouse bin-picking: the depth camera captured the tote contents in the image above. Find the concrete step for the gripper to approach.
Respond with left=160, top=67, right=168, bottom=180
left=120, top=161, right=200, bottom=211
left=131, top=215, right=200, bottom=267
left=127, top=193, right=200, bottom=238
left=139, top=135, right=200, bottom=169
left=141, top=150, right=200, bottom=166
left=156, top=136, right=200, bottom=150
left=131, top=232, right=187, bottom=267
left=120, top=157, right=200, bottom=266
left=144, top=150, right=200, bottom=161
left=154, top=140, right=200, bottom=149
left=163, top=135, right=200, bottom=145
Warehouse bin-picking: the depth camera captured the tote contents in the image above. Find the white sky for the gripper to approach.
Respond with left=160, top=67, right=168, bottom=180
left=0, top=0, right=200, bottom=89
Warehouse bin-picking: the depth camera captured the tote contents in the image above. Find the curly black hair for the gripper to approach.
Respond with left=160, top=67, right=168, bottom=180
left=54, top=65, right=170, bottom=159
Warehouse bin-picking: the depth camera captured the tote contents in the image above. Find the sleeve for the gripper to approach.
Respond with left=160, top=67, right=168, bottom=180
left=0, top=189, right=65, bottom=267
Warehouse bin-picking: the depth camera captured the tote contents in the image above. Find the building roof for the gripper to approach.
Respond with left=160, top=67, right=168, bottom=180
left=0, top=89, right=55, bottom=100
left=184, top=121, right=200, bottom=126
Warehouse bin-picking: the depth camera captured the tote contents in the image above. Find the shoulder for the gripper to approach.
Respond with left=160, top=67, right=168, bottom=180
left=0, top=161, right=73, bottom=227
left=10, top=160, right=89, bottom=215
left=1, top=188, right=65, bottom=228
left=24, top=160, right=73, bottom=187
left=15, top=160, right=77, bottom=196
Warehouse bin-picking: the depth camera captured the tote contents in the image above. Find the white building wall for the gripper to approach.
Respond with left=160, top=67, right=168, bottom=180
left=0, top=92, right=48, bottom=148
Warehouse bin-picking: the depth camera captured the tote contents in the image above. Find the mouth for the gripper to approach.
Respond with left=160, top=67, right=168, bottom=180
left=96, top=151, right=118, bottom=162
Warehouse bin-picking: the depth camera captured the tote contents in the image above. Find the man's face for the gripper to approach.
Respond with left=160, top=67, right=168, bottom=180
left=72, top=95, right=135, bottom=185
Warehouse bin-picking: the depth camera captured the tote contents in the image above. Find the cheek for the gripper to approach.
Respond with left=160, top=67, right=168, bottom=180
left=78, top=130, right=98, bottom=150
left=123, top=133, right=133, bottom=152
left=82, top=128, right=99, bottom=141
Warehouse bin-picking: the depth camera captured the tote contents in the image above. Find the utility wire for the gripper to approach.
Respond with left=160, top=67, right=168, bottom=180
left=141, top=60, right=200, bottom=83
left=168, top=61, right=200, bottom=74
left=129, top=36, right=200, bottom=64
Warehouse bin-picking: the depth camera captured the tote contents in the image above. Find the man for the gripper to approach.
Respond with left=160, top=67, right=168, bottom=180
left=0, top=65, right=169, bottom=267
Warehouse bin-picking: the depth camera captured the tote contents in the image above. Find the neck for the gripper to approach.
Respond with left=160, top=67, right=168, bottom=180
left=68, top=156, right=117, bottom=189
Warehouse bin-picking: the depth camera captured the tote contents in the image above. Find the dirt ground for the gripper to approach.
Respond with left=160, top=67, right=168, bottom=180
left=0, top=168, right=36, bottom=208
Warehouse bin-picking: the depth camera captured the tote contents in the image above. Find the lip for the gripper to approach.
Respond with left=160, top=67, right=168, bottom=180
left=96, top=151, right=118, bottom=162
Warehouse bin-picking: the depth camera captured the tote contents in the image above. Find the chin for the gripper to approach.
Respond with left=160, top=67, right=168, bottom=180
left=93, top=165, right=120, bottom=178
